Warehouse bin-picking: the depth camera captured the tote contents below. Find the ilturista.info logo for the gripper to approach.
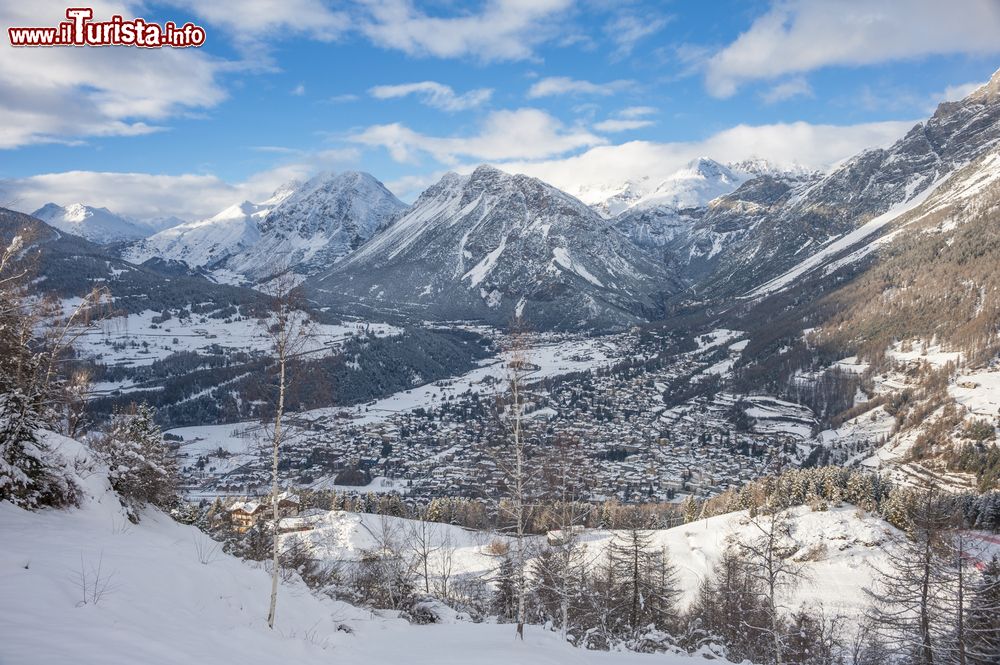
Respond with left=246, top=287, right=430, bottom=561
left=8, top=7, right=206, bottom=48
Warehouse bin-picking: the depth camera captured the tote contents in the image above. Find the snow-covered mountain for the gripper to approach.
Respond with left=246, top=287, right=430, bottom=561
left=31, top=202, right=150, bottom=244
left=122, top=191, right=289, bottom=271
left=587, top=158, right=799, bottom=220
left=632, top=158, right=747, bottom=211
left=581, top=177, right=651, bottom=218
left=311, top=165, right=678, bottom=330
left=223, top=171, right=406, bottom=282
left=123, top=172, right=406, bottom=284
left=668, top=67, right=1000, bottom=297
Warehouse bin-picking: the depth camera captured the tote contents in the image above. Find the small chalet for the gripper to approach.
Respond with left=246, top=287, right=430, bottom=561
left=227, top=492, right=300, bottom=532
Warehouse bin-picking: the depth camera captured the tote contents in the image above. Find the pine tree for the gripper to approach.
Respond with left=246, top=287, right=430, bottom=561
left=92, top=403, right=178, bottom=520
left=606, top=523, right=682, bottom=646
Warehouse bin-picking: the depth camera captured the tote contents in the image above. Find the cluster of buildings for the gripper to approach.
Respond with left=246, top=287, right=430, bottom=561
left=180, top=330, right=816, bottom=505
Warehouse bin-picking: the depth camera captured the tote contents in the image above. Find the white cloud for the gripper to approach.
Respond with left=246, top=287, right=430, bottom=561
left=356, top=0, right=571, bottom=62
left=496, top=119, right=915, bottom=198
left=593, top=119, right=654, bottom=132
left=1, top=150, right=361, bottom=220
left=760, top=77, right=813, bottom=104
left=0, top=2, right=227, bottom=148
left=291, top=83, right=306, bottom=96
left=618, top=106, right=657, bottom=118
left=326, top=93, right=360, bottom=103
left=160, top=0, right=349, bottom=43
left=369, top=81, right=493, bottom=111
left=350, top=108, right=606, bottom=164
left=936, top=81, right=986, bottom=103
left=527, top=77, right=634, bottom=98
left=605, top=13, right=671, bottom=59
left=706, top=0, right=1000, bottom=97
left=384, top=171, right=450, bottom=202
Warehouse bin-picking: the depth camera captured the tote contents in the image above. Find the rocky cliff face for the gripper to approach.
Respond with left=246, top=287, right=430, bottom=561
left=310, top=165, right=677, bottom=330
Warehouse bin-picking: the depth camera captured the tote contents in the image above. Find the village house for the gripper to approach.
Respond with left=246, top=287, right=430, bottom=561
left=227, top=492, right=300, bottom=532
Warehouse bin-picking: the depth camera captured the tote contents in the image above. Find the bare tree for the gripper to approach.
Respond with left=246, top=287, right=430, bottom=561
left=494, top=318, right=534, bottom=639
left=864, top=486, right=955, bottom=665
left=259, top=271, right=313, bottom=630
left=533, top=434, right=591, bottom=642
left=735, top=508, right=806, bottom=665
left=406, top=506, right=443, bottom=594
left=433, top=529, right=457, bottom=600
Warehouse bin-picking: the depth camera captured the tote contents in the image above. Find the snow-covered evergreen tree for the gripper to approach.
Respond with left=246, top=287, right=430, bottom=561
left=92, top=403, right=178, bottom=520
left=0, top=234, right=78, bottom=509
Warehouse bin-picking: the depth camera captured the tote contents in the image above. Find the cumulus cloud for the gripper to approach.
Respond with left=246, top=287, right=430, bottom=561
left=706, top=0, right=1000, bottom=97
left=496, top=119, right=916, bottom=199
left=527, top=77, right=634, bottom=98
left=0, top=2, right=227, bottom=148
left=369, top=81, right=493, bottom=111
left=350, top=108, right=606, bottom=164
left=356, top=0, right=571, bottom=62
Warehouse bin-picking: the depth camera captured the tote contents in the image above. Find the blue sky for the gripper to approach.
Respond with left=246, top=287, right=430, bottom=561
left=1, top=0, right=999, bottom=219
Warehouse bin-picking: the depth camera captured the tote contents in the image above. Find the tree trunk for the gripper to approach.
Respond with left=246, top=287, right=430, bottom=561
left=266, top=352, right=286, bottom=629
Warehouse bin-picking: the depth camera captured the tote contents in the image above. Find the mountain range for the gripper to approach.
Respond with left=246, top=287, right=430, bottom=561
left=9, top=68, right=1000, bottom=332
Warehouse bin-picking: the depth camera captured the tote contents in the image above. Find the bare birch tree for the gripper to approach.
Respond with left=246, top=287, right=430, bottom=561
left=491, top=317, right=534, bottom=639
left=259, top=271, right=313, bottom=630
left=407, top=506, right=443, bottom=595
left=533, top=434, right=591, bottom=641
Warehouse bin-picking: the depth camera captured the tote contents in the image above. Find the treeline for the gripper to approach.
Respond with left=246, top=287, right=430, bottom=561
left=688, top=465, right=1000, bottom=533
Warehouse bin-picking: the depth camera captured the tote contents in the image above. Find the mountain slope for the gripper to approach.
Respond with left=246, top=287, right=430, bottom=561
left=672, top=68, right=1000, bottom=298
left=122, top=195, right=281, bottom=271
left=0, top=207, right=268, bottom=314
left=223, top=171, right=407, bottom=283
left=31, top=203, right=150, bottom=244
left=124, top=173, right=406, bottom=285
left=310, top=165, right=678, bottom=330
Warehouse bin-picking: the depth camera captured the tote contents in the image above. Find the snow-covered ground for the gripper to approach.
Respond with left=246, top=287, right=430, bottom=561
left=284, top=504, right=902, bottom=614
left=288, top=334, right=621, bottom=426
left=70, top=306, right=401, bottom=369
left=0, top=433, right=694, bottom=665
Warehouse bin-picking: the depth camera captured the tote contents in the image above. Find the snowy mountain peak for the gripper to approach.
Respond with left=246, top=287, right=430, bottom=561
left=123, top=171, right=407, bottom=283
left=313, top=167, right=676, bottom=330
left=220, top=171, right=407, bottom=282
left=31, top=202, right=150, bottom=244
left=267, top=179, right=303, bottom=204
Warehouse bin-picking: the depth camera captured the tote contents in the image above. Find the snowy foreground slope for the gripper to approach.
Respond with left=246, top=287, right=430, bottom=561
left=0, top=434, right=689, bottom=665
left=284, top=504, right=900, bottom=614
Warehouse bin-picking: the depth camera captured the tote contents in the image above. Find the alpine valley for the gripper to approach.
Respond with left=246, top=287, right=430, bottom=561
left=6, top=70, right=1000, bottom=500
left=4, top=34, right=1000, bottom=665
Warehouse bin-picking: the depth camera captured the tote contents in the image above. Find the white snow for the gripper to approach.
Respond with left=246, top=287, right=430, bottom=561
left=69, top=307, right=401, bottom=368
left=32, top=203, right=150, bottom=244
left=552, top=246, right=605, bottom=287
left=462, top=236, right=507, bottom=287
left=287, top=505, right=901, bottom=616
left=1, top=432, right=691, bottom=665
left=747, top=178, right=944, bottom=297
